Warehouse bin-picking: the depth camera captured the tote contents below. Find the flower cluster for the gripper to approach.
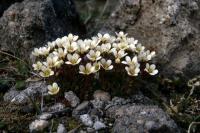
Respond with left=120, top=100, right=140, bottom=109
left=32, top=32, right=158, bottom=95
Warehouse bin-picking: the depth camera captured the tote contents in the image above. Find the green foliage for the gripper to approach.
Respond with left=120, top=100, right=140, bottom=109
left=0, top=52, right=30, bottom=93
left=15, top=80, right=26, bottom=90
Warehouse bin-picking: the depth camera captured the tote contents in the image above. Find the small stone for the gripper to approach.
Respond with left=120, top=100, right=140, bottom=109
left=65, top=91, right=80, bottom=107
left=80, top=114, right=93, bottom=127
left=93, top=90, right=111, bottom=101
left=108, top=123, right=113, bottom=127
left=87, top=127, right=95, bottom=133
left=48, top=103, right=65, bottom=112
left=91, top=99, right=106, bottom=109
left=39, top=113, right=52, bottom=120
left=29, top=119, right=49, bottom=132
left=79, top=130, right=87, bottom=133
left=72, top=101, right=92, bottom=118
left=57, top=124, right=67, bottom=133
left=93, top=121, right=106, bottom=130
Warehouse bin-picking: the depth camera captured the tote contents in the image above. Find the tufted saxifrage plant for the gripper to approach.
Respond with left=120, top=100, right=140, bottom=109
left=32, top=32, right=158, bottom=95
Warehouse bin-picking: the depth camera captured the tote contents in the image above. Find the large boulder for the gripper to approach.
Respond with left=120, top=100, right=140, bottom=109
left=0, top=0, right=23, bottom=17
left=106, top=104, right=180, bottom=133
left=0, top=0, right=85, bottom=59
left=101, top=0, right=200, bottom=79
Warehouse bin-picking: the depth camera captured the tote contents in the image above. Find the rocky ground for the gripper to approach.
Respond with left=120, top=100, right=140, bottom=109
left=3, top=82, right=180, bottom=132
left=0, top=0, right=200, bottom=133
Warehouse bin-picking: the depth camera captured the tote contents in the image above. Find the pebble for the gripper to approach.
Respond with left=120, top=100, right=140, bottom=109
left=48, top=103, right=65, bottom=112
left=72, top=101, right=92, bottom=118
left=29, top=119, right=49, bottom=132
left=57, top=123, right=67, bottom=133
left=93, top=121, right=106, bottom=130
left=93, top=90, right=111, bottom=101
left=80, top=114, right=93, bottom=127
left=65, top=91, right=80, bottom=107
left=39, top=113, right=52, bottom=120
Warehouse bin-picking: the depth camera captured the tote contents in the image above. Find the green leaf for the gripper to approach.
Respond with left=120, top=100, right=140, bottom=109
left=15, top=80, right=26, bottom=90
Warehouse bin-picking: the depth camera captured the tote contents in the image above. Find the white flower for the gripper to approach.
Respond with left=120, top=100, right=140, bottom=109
left=110, top=48, right=127, bottom=63
left=97, top=33, right=111, bottom=43
left=47, top=41, right=56, bottom=49
left=32, top=47, right=50, bottom=56
left=138, top=50, right=156, bottom=61
left=135, top=43, right=145, bottom=53
left=40, top=47, right=51, bottom=56
left=77, top=40, right=90, bottom=54
left=48, top=82, right=60, bottom=95
left=65, top=41, right=78, bottom=53
left=144, top=63, right=158, bottom=75
left=54, top=60, right=64, bottom=68
left=65, top=53, right=81, bottom=65
left=32, top=61, right=43, bottom=71
left=93, top=62, right=101, bottom=73
left=118, top=41, right=129, bottom=50
left=127, top=37, right=138, bottom=45
left=55, top=38, right=63, bottom=48
left=67, top=33, right=79, bottom=42
left=39, top=66, right=54, bottom=77
left=32, top=48, right=41, bottom=56
left=96, top=43, right=111, bottom=53
left=61, top=36, right=68, bottom=42
left=112, top=43, right=120, bottom=50
left=122, top=56, right=139, bottom=67
left=125, top=65, right=140, bottom=76
left=116, top=31, right=127, bottom=40
left=84, top=39, right=92, bottom=46
left=44, top=56, right=60, bottom=68
left=53, top=48, right=67, bottom=59
left=86, top=50, right=101, bottom=61
left=128, top=38, right=138, bottom=52
left=90, top=37, right=99, bottom=49
left=100, top=59, right=113, bottom=70
left=79, top=63, right=95, bottom=75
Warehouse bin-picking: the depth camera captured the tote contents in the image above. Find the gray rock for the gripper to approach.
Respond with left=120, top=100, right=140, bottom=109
left=29, top=119, right=49, bottom=132
left=80, top=114, right=93, bottom=127
left=3, top=87, right=20, bottom=102
left=106, top=105, right=180, bottom=133
left=87, top=127, right=95, bottom=133
left=93, top=121, right=106, bottom=131
left=72, top=101, right=92, bottom=118
left=47, top=103, right=65, bottom=112
left=8, top=81, right=47, bottom=104
left=131, top=93, right=154, bottom=105
left=39, top=113, right=52, bottom=120
left=0, top=0, right=85, bottom=59
left=91, top=99, right=106, bottom=109
left=101, top=0, right=200, bottom=79
left=105, top=97, right=132, bottom=110
left=93, top=90, right=111, bottom=101
left=65, top=91, right=80, bottom=107
left=57, top=124, right=67, bottom=133
left=0, top=0, right=23, bottom=17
